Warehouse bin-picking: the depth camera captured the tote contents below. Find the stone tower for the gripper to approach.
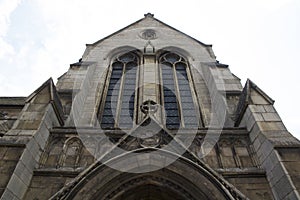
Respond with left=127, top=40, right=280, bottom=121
left=1, top=13, right=300, bottom=200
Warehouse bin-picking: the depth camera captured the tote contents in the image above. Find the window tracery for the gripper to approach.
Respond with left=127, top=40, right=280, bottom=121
left=100, top=52, right=139, bottom=129
left=99, top=51, right=200, bottom=130
left=159, top=52, right=199, bottom=128
left=58, top=137, right=83, bottom=168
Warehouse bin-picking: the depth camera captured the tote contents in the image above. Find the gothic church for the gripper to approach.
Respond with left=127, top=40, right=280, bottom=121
left=0, top=13, right=300, bottom=200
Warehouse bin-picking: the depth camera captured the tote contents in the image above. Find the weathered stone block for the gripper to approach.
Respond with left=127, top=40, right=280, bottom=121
left=262, top=112, right=281, bottom=122
left=257, top=121, right=286, bottom=131
left=272, top=175, right=294, bottom=199
left=0, top=147, right=7, bottom=159
left=249, top=105, right=266, bottom=113
left=3, top=147, right=23, bottom=161
left=1, top=188, right=15, bottom=200
left=263, top=105, right=276, bottom=113
left=15, top=120, right=41, bottom=130
left=6, top=173, right=28, bottom=198
left=14, top=161, right=32, bottom=186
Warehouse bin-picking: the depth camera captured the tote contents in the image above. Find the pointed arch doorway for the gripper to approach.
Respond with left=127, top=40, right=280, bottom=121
left=51, top=148, right=243, bottom=200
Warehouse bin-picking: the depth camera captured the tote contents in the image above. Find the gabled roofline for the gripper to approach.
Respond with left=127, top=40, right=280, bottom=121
left=235, top=79, right=275, bottom=126
left=250, top=79, right=274, bottom=104
left=26, top=78, right=64, bottom=126
left=87, top=13, right=212, bottom=48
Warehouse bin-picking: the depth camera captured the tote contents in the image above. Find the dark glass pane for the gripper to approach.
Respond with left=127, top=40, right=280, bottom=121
left=126, top=74, right=136, bottom=79
left=176, top=65, right=199, bottom=128
left=162, top=79, right=174, bottom=85
left=167, top=124, right=180, bottom=129
left=176, top=63, right=186, bottom=70
left=177, top=84, right=190, bottom=91
left=165, top=53, right=180, bottom=64
left=164, top=103, right=178, bottom=109
left=107, top=89, right=118, bottom=96
left=163, top=90, right=175, bottom=96
left=103, top=109, right=113, bottom=116
left=118, top=53, right=136, bottom=63
left=181, top=96, right=193, bottom=103
left=184, top=116, right=198, bottom=123
left=125, top=70, right=136, bottom=76
left=108, top=82, right=120, bottom=90
left=122, top=90, right=134, bottom=96
left=165, top=109, right=179, bottom=117
left=166, top=117, right=180, bottom=129
left=118, top=60, right=137, bottom=128
left=101, top=52, right=139, bottom=129
left=177, top=73, right=188, bottom=80
left=101, top=63, right=122, bottom=128
left=112, top=61, right=123, bottom=67
left=124, top=78, right=135, bottom=84
left=101, top=123, right=115, bottom=129
left=182, top=108, right=196, bottom=116
left=126, top=62, right=137, bottom=70
left=162, top=86, right=180, bottom=128
left=124, top=85, right=135, bottom=90
left=166, top=117, right=180, bottom=123
left=180, top=90, right=192, bottom=96
left=162, top=74, right=173, bottom=79
left=101, top=116, right=115, bottom=124
left=161, top=61, right=180, bottom=129
left=164, top=96, right=177, bottom=103
left=177, top=78, right=189, bottom=85
left=111, top=70, right=123, bottom=76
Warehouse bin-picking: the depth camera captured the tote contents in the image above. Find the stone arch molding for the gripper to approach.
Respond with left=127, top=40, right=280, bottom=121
left=50, top=149, right=247, bottom=200
left=105, top=46, right=142, bottom=63
left=157, top=46, right=193, bottom=61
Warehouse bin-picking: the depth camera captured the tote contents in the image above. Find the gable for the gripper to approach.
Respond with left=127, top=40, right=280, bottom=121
left=82, top=13, right=216, bottom=62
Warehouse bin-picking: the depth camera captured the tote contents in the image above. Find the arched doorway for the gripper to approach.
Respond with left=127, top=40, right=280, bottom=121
left=51, top=148, right=243, bottom=200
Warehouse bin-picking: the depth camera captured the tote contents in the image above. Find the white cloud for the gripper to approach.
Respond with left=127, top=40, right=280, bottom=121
left=0, top=0, right=299, bottom=139
left=0, top=0, right=21, bottom=59
left=0, top=0, right=22, bottom=37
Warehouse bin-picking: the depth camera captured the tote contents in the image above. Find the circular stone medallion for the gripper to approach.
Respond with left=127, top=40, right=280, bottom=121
left=140, top=29, right=157, bottom=40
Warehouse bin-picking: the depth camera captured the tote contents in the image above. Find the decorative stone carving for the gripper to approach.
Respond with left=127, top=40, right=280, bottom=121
left=140, top=100, right=158, bottom=114
left=144, top=13, right=154, bottom=18
left=0, top=120, right=10, bottom=134
left=140, top=29, right=157, bottom=40
left=138, top=129, right=161, bottom=148
left=0, top=111, right=8, bottom=118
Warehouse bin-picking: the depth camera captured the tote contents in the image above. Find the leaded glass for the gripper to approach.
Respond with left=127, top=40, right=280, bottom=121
left=101, top=52, right=138, bottom=129
left=160, top=52, right=199, bottom=128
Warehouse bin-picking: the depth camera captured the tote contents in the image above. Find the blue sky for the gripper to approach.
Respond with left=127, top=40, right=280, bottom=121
left=0, top=0, right=299, bottom=139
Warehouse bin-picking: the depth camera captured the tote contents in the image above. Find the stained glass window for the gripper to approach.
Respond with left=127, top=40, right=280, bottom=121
left=159, top=52, right=198, bottom=128
left=101, top=52, right=138, bottom=129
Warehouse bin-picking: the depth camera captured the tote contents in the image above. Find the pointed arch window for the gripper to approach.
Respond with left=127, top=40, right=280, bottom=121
left=159, top=52, right=199, bottom=129
left=100, top=52, right=139, bottom=129
left=59, top=137, right=83, bottom=168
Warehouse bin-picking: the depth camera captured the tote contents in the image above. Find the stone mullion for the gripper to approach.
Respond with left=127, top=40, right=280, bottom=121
left=98, top=66, right=113, bottom=126
left=133, top=59, right=140, bottom=125
left=158, top=63, right=167, bottom=128
left=173, top=63, right=184, bottom=127
left=185, top=62, right=203, bottom=127
left=232, top=145, right=242, bottom=168
left=74, top=145, right=83, bottom=168
left=114, top=63, right=126, bottom=128
left=137, top=60, right=144, bottom=124
left=215, top=143, right=224, bottom=169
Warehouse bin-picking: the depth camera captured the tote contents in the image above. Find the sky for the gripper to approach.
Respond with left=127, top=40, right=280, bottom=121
left=0, top=0, right=299, bottom=139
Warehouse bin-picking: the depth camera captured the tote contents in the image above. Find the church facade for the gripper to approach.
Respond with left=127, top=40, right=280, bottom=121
left=0, top=13, right=300, bottom=200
